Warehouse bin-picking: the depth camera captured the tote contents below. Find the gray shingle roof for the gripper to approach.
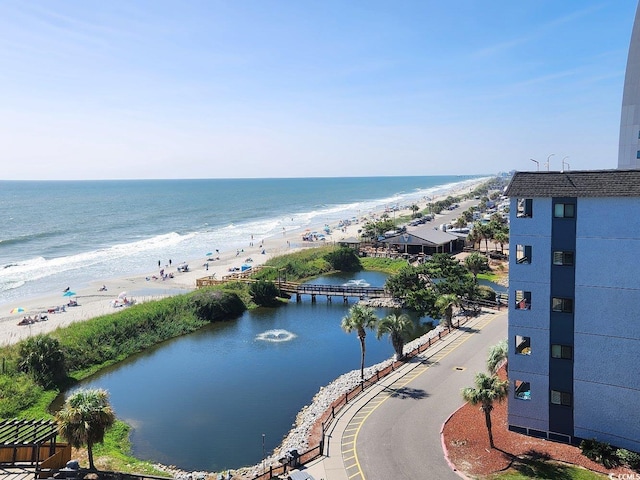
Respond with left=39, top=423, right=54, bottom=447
left=381, top=226, right=459, bottom=246
left=504, top=169, right=640, bottom=197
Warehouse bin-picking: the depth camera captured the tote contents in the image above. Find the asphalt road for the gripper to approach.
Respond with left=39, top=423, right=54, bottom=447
left=356, top=311, right=508, bottom=480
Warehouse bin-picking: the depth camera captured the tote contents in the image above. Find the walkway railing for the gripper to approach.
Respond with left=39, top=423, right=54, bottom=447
left=250, top=305, right=499, bottom=480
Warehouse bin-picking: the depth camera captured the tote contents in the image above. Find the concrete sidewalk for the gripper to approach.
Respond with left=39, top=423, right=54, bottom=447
left=297, top=312, right=495, bottom=480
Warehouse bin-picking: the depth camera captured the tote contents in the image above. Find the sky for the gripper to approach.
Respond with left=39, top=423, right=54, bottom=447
left=0, top=1, right=638, bottom=180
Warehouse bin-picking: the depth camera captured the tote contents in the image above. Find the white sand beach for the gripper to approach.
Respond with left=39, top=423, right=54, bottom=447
left=0, top=180, right=488, bottom=347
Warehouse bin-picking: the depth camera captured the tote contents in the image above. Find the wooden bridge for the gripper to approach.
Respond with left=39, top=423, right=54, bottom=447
left=196, top=267, right=389, bottom=303
left=277, top=281, right=389, bottom=303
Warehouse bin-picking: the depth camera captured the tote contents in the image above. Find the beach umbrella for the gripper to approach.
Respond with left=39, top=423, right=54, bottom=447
left=118, top=291, right=127, bottom=299
left=63, top=291, right=76, bottom=297
left=10, top=307, right=27, bottom=314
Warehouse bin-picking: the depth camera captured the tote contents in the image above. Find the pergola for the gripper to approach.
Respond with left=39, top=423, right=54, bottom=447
left=0, top=418, right=68, bottom=470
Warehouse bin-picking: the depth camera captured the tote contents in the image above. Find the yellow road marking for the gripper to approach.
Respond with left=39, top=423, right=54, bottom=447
left=341, top=313, right=502, bottom=478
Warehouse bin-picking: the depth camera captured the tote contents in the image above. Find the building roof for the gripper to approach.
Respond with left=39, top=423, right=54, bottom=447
left=382, top=226, right=459, bottom=246
left=504, top=169, right=640, bottom=198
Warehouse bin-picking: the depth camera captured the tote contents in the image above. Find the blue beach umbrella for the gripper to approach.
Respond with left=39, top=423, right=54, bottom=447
left=63, top=290, right=76, bottom=297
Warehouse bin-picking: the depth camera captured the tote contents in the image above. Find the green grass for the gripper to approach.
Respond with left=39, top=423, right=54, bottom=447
left=477, top=271, right=504, bottom=283
left=483, top=457, right=608, bottom=479
left=91, top=421, right=169, bottom=476
left=359, top=256, right=407, bottom=274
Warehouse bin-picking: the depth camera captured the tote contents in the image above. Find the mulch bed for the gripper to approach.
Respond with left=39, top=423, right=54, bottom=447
left=441, top=368, right=636, bottom=478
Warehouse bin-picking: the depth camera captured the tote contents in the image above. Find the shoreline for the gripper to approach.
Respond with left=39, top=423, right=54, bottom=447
left=0, top=178, right=490, bottom=348
left=0, top=177, right=493, bottom=476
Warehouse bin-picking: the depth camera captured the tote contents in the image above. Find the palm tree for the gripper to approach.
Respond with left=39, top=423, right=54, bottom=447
left=56, top=388, right=116, bottom=470
left=435, top=293, right=459, bottom=328
left=341, top=304, right=378, bottom=380
left=486, top=339, right=508, bottom=374
left=461, top=372, right=508, bottom=448
left=376, top=312, right=413, bottom=360
left=410, top=204, right=419, bottom=218
left=476, top=222, right=493, bottom=253
left=453, top=216, right=467, bottom=228
left=493, top=230, right=509, bottom=255
left=466, top=229, right=480, bottom=250
left=464, top=252, right=487, bottom=283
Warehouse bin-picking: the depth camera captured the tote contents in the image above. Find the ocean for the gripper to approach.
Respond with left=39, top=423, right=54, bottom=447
left=0, top=175, right=486, bottom=308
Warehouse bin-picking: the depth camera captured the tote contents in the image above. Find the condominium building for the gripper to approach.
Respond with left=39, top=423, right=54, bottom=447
left=619, top=1, right=640, bottom=168
left=505, top=169, right=640, bottom=452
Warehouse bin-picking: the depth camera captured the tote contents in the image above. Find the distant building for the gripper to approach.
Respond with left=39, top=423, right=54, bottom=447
left=619, top=2, right=640, bottom=168
left=381, top=226, right=464, bottom=255
left=505, top=170, right=640, bottom=452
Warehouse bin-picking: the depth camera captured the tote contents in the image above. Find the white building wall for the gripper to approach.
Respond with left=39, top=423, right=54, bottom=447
left=619, top=2, right=640, bottom=168
left=573, top=197, right=640, bottom=451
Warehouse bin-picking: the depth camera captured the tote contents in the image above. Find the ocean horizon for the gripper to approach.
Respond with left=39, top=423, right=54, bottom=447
left=1, top=175, right=488, bottom=308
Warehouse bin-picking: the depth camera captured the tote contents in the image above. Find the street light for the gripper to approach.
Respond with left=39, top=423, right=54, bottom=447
left=545, top=153, right=555, bottom=171
left=262, top=433, right=266, bottom=473
left=562, top=156, right=570, bottom=171
left=530, top=158, right=539, bottom=171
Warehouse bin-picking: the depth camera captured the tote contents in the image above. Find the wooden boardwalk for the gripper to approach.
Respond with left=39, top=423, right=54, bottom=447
left=196, top=267, right=389, bottom=302
left=277, top=281, right=388, bottom=302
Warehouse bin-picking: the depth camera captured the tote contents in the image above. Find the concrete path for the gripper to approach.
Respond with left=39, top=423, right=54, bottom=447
left=299, top=309, right=507, bottom=480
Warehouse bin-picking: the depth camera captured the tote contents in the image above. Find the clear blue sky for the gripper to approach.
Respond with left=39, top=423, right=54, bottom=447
left=0, top=1, right=637, bottom=180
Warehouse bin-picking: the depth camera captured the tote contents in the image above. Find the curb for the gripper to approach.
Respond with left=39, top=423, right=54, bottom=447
left=440, top=402, right=474, bottom=480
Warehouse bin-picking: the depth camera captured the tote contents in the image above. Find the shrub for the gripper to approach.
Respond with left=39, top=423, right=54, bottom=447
left=324, top=247, right=362, bottom=272
left=190, top=289, right=246, bottom=321
left=249, top=280, right=281, bottom=307
left=18, top=334, right=66, bottom=388
left=477, top=285, right=496, bottom=302
left=580, top=438, right=620, bottom=468
left=616, top=448, right=640, bottom=471
left=254, top=246, right=334, bottom=281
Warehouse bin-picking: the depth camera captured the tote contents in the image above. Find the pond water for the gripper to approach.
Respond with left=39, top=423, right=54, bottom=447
left=477, top=278, right=507, bottom=293
left=67, top=271, right=429, bottom=472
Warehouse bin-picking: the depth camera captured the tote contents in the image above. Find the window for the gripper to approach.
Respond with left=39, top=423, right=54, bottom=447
left=637, top=150, right=640, bottom=159
left=515, top=380, right=531, bottom=400
left=550, top=390, right=572, bottom=406
left=517, top=198, right=533, bottom=218
left=552, top=297, right=573, bottom=313
left=516, top=335, right=531, bottom=355
left=554, top=203, right=575, bottom=218
left=551, top=344, right=572, bottom=359
left=516, top=245, right=532, bottom=264
left=515, top=290, right=531, bottom=310
left=553, top=251, right=574, bottom=266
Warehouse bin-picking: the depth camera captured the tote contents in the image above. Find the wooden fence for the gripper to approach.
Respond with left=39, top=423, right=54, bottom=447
left=250, top=304, right=499, bottom=479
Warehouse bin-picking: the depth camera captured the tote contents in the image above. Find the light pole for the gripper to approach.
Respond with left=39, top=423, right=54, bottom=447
left=530, top=158, right=539, bottom=171
left=562, top=156, right=570, bottom=171
left=545, top=153, right=555, bottom=171
left=262, top=433, right=266, bottom=473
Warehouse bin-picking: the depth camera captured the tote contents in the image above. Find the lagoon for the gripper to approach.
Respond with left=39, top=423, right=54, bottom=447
left=71, top=271, right=424, bottom=472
